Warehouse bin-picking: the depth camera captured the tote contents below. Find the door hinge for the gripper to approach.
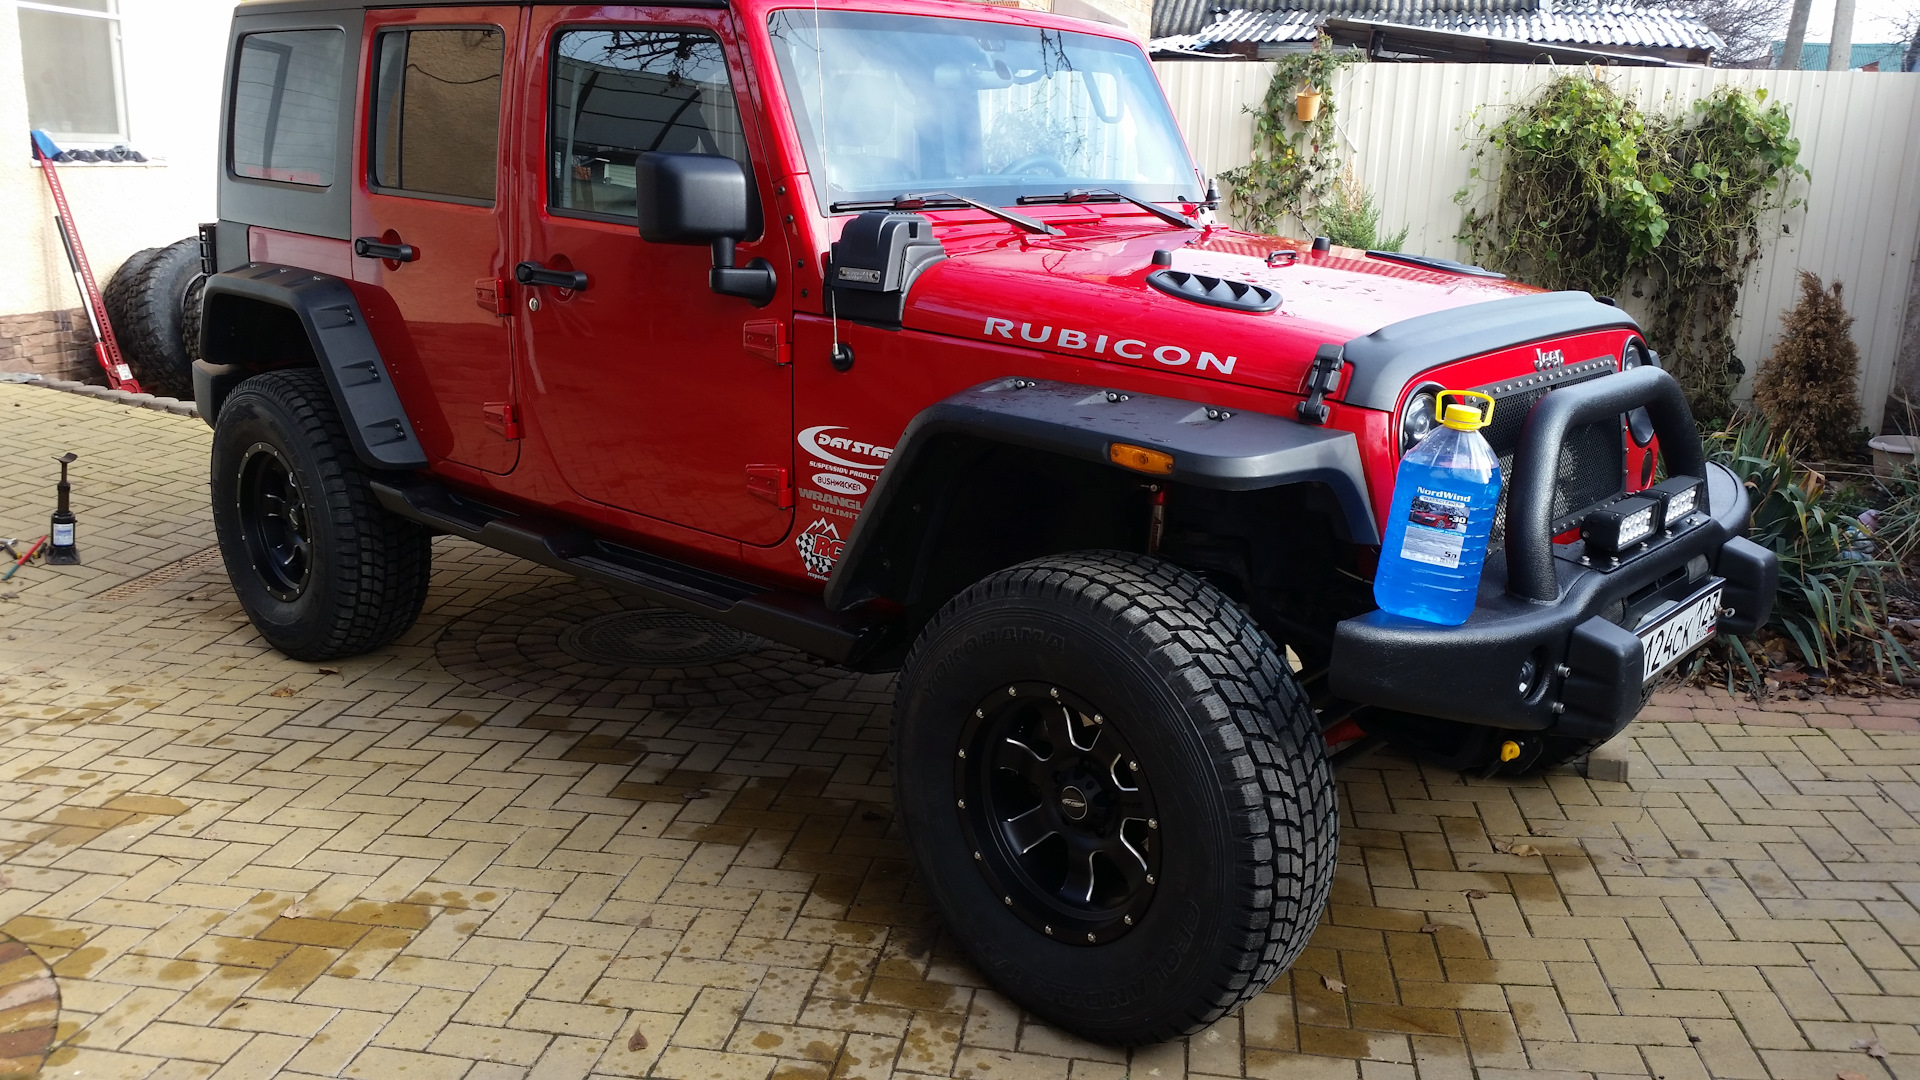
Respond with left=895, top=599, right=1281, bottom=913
left=483, top=402, right=522, bottom=440
left=745, top=464, right=792, bottom=508
left=743, top=320, right=790, bottom=366
left=475, top=277, right=510, bottom=317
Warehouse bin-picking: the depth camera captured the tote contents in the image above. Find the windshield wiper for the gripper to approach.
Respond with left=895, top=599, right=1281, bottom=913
left=1016, top=188, right=1196, bottom=230
left=829, top=192, right=1060, bottom=236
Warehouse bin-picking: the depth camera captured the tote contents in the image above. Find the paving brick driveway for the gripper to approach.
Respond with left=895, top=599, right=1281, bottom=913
left=0, top=381, right=1917, bottom=1080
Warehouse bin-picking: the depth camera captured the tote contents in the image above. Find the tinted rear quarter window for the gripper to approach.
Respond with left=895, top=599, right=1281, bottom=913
left=231, top=29, right=345, bottom=186
left=371, top=28, right=504, bottom=202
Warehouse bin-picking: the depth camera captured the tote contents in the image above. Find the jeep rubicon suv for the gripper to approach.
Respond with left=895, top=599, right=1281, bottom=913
left=194, top=0, right=1775, bottom=1044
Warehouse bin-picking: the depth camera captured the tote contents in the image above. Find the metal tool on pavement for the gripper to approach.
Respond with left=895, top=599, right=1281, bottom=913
left=31, top=130, right=139, bottom=392
left=2, top=536, right=47, bottom=582
left=48, top=453, right=80, bottom=565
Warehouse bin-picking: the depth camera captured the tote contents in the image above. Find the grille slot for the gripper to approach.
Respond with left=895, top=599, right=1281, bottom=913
left=1479, top=359, right=1624, bottom=543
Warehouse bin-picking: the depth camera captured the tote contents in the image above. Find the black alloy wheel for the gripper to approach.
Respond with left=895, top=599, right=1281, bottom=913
left=235, top=442, right=312, bottom=602
left=958, top=682, right=1159, bottom=945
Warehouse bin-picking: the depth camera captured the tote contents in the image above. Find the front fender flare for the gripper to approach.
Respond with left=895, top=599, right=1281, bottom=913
left=200, top=263, right=426, bottom=470
left=824, top=377, right=1378, bottom=612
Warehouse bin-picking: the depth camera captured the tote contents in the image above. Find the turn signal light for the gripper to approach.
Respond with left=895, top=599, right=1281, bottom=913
left=1109, top=443, right=1174, bottom=475
left=1644, top=475, right=1703, bottom=529
left=1581, top=495, right=1660, bottom=559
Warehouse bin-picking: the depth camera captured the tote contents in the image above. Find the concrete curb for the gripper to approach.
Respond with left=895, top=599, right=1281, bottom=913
left=8, top=374, right=199, bottom=418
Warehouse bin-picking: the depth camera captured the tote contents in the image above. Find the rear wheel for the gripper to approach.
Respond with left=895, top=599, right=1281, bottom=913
left=894, top=551, right=1336, bottom=1044
left=211, top=369, right=431, bottom=660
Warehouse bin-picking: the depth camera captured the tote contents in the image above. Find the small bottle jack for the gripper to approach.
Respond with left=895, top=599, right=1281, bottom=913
left=48, top=452, right=80, bottom=565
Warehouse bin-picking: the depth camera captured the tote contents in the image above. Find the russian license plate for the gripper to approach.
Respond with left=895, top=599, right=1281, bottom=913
left=1637, top=580, right=1724, bottom=683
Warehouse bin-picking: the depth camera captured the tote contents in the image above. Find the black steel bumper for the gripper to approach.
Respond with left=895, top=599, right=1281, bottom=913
left=1330, top=369, right=1778, bottom=743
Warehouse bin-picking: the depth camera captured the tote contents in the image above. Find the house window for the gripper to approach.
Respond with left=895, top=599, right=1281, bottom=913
left=17, top=0, right=128, bottom=144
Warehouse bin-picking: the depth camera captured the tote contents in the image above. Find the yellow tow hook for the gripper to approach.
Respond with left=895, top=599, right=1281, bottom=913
left=1498, top=740, right=1522, bottom=763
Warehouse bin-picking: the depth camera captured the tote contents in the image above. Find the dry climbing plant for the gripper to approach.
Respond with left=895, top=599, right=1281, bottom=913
left=1219, top=37, right=1356, bottom=235
left=1457, top=75, right=1805, bottom=426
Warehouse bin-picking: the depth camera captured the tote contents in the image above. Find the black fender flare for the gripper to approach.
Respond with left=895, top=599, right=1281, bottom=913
left=824, top=376, right=1379, bottom=612
left=193, top=263, right=427, bottom=470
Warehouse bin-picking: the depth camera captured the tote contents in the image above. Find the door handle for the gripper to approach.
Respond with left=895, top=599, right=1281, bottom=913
left=353, top=236, right=418, bottom=262
left=514, top=261, right=588, bottom=291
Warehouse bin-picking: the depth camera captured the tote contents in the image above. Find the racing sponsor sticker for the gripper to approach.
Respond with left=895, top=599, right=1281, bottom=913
left=1398, top=489, right=1470, bottom=569
left=797, top=517, right=845, bottom=580
left=812, top=472, right=868, bottom=496
left=798, top=426, right=893, bottom=471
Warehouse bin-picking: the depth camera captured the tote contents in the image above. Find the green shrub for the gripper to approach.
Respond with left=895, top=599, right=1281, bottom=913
left=1751, top=271, right=1862, bottom=462
left=1317, top=169, right=1408, bottom=252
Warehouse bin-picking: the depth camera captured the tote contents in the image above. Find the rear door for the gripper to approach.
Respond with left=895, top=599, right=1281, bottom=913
left=352, top=7, right=521, bottom=475
left=511, top=6, right=794, bottom=546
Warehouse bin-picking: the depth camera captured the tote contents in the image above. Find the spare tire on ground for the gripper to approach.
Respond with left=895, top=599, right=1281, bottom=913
left=103, top=246, right=161, bottom=382
left=113, top=238, right=203, bottom=400
left=180, top=272, right=206, bottom=370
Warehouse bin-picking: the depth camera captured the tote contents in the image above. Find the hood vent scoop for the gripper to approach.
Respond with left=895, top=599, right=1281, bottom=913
left=1147, top=269, right=1280, bottom=314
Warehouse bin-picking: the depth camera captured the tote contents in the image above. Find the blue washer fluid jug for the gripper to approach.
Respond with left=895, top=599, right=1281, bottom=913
left=1374, top=390, right=1503, bottom=626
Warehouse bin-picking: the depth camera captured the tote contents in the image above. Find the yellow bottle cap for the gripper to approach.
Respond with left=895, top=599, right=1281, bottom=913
left=1435, top=390, right=1495, bottom=431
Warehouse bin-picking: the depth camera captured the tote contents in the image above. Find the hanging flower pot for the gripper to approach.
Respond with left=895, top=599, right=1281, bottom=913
left=1296, top=90, right=1323, bottom=123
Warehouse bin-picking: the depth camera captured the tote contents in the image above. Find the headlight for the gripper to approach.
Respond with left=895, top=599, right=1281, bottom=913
left=1622, top=341, right=1643, bottom=370
left=1399, top=386, right=1440, bottom=453
left=1623, top=340, right=1655, bottom=444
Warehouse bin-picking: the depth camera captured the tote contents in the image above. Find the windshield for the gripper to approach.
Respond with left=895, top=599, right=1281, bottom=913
left=766, top=10, right=1199, bottom=212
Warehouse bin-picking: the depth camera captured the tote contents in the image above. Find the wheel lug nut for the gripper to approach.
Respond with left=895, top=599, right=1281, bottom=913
left=957, top=799, right=966, bottom=809
left=957, top=749, right=966, bottom=759
left=1148, top=819, right=1158, bottom=829
left=1007, top=686, right=1017, bottom=697
left=1086, top=933, right=1095, bottom=942
left=1129, top=761, right=1138, bottom=772
left=973, top=851, right=982, bottom=860
left=1093, top=715, right=1103, bottom=725
left=1004, top=896, right=1012, bottom=905
left=1044, top=926, right=1053, bottom=935
left=975, top=709, right=984, bottom=718
left=1124, top=915, right=1133, bottom=926
left=1146, top=874, right=1155, bottom=885
left=1049, top=688, right=1059, bottom=699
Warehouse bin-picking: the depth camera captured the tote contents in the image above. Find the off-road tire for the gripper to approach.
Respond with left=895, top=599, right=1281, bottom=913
left=180, top=271, right=207, bottom=365
left=894, top=551, right=1337, bottom=1045
left=211, top=369, right=431, bottom=660
left=103, top=246, right=161, bottom=377
left=116, top=238, right=201, bottom=399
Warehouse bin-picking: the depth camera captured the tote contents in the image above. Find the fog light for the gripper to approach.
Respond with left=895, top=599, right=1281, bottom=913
left=1582, top=495, right=1661, bottom=558
left=1645, top=475, right=1702, bottom=529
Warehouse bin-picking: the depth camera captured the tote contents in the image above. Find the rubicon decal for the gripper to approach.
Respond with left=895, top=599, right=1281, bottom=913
left=812, top=473, right=869, bottom=496
left=798, top=426, right=894, bottom=470
left=796, top=517, right=845, bottom=580
left=982, top=317, right=1236, bottom=374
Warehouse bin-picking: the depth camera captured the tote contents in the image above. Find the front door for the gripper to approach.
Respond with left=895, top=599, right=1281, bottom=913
left=352, top=8, right=522, bottom=475
left=513, top=7, right=793, bottom=546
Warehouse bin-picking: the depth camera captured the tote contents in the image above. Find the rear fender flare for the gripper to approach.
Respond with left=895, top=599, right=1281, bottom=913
left=824, top=377, right=1379, bottom=612
left=197, top=263, right=426, bottom=470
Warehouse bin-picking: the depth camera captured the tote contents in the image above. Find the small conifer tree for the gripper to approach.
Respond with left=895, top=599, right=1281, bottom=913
left=1752, top=271, right=1861, bottom=461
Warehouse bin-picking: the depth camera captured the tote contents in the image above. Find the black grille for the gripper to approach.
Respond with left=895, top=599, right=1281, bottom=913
left=1477, top=358, right=1624, bottom=543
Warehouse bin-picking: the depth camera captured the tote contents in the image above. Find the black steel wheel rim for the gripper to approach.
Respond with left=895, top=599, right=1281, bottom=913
left=955, top=682, right=1160, bottom=945
left=236, top=442, right=312, bottom=602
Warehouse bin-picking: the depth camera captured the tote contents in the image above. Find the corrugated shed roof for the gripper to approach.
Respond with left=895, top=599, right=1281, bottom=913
left=1151, top=0, right=1719, bottom=51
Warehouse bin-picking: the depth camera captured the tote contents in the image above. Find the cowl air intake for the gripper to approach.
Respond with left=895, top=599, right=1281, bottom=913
left=1147, top=269, right=1280, bottom=314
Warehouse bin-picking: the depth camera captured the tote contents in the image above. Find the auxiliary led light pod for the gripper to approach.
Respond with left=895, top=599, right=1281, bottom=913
left=1580, top=495, right=1660, bottom=559
left=1644, top=475, right=1704, bottom=530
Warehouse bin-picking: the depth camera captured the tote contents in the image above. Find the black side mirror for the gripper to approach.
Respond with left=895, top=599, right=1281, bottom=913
left=635, top=152, right=776, bottom=307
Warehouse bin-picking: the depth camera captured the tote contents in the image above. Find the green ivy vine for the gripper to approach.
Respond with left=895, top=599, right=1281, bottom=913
left=1457, top=75, right=1806, bottom=426
left=1219, top=37, right=1357, bottom=235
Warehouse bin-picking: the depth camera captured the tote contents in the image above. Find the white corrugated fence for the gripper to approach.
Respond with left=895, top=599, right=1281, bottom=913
left=1155, top=61, right=1920, bottom=429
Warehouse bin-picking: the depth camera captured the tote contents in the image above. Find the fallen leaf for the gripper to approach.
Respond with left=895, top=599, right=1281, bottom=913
left=1509, top=844, right=1542, bottom=857
left=1465, top=889, right=1488, bottom=900
left=282, top=901, right=309, bottom=919
left=1852, top=1039, right=1887, bottom=1059
left=318, top=667, right=340, bottom=675
left=1420, top=924, right=1443, bottom=934
left=628, top=1029, right=648, bottom=1052
left=682, top=789, right=709, bottom=801
left=1773, top=669, right=1808, bottom=684
left=1837, top=1071, right=1869, bottom=1080
left=269, top=685, right=295, bottom=698
left=1321, top=975, right=1345, bottom=993
left=1621, top=854, right=1642, bottom=865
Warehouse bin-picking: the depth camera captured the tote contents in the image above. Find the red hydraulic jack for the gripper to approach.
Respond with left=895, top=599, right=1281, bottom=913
left=31, top=131, right=140, bottom=392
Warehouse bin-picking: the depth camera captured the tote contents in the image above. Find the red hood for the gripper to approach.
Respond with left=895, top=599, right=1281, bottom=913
left=901, top=211, right=1532, bottom=403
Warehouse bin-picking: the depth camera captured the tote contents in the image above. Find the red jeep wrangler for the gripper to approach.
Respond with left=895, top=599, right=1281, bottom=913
left=194, top=0, right=1774, bottom=1043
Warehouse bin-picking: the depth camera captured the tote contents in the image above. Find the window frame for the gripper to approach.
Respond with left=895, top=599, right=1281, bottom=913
left=366, top=23, right=507, bottom=208
left=545, top=20, right=756, bottom=228
left=18, top=0, right=130, bottom=146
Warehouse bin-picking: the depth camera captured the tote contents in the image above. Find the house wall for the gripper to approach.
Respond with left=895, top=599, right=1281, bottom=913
left=1, top=0, right=233, bottom=381
left=1158, top=60, right=1920, bottom=432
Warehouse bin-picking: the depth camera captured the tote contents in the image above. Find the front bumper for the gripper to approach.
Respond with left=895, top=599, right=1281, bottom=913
left=1330, top=460, right=1777, bottom=743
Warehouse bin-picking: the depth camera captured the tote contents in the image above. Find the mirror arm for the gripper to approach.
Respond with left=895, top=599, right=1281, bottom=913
left=709, top=236, right=777, bottom=308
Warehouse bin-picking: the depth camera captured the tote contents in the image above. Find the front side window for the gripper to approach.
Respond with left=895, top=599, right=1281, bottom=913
left=549, top=27, right=751, bottom=220
left=371, top=28, right=505, bottom=202
left=766, top=11, right=1197, bottom=211
left=18, top=0, right=126, bottom=143
left=231, top=29, right=345, bottom=187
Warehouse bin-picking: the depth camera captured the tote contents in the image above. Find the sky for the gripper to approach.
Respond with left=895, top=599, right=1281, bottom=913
left=1794, top=0, right=1917, bottom=42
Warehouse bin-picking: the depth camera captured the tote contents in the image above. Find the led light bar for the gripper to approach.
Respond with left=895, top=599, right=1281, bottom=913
left=1644, top=475, right=1703, bottom=530
left=1581, top=495, right=1661, bottom=559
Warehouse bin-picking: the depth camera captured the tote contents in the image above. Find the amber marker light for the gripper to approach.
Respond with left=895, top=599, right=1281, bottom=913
left=1109, top=443, right=1174, bottom=475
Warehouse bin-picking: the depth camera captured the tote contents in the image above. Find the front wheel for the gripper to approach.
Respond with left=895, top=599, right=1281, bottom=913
left=894, top=552, right=1337, bottom=1045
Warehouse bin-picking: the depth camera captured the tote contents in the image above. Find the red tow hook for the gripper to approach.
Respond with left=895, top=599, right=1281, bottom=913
left=1322, top=716, right=1365, bottom=748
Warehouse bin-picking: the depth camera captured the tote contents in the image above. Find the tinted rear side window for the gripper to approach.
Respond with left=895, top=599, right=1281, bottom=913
left=231, top=29, right=345, bottom=186
left=371, top=28, right=504, bottom=202
left=549, top=28, right=750, bottom=220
